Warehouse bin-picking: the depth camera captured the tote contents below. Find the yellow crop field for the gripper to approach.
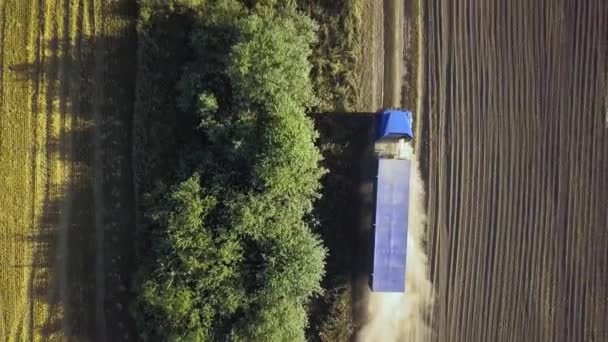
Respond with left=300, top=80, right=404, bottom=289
left=0, top=0, right=136, bottom=340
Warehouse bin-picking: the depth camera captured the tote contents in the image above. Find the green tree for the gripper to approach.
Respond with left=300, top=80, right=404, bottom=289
left=135, top=1, right=327, bottom=340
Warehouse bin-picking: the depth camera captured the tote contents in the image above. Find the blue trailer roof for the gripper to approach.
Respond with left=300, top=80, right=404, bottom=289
left=371, top=159, right=411, bottom=292
left=377, top=110, right=414, bottom=140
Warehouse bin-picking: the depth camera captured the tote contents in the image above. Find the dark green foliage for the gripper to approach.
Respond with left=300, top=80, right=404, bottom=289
left=137, top=176, right=244, bottom=340
left=133, top=0, right=200, bottom=191
left=317, top=283, right=355, bottom=342
left=134, top=1, right=326, bottom=340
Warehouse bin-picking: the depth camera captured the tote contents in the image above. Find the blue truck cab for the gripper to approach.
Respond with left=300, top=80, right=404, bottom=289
left=377, top=109, right=414, bottom=141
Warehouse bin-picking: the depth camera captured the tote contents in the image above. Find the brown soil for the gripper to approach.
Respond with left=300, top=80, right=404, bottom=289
left=419, top=0, right=608, bottom=341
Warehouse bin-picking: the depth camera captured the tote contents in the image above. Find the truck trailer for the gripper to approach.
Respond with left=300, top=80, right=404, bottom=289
left=369, top=109, right=414, bottom=293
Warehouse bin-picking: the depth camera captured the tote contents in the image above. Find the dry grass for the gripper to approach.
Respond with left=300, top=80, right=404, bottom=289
left=0, top=0, right=44, bottom=339
left=0, top=0, right=136, bottom=340
left=298, top=0, right=365, bottom=112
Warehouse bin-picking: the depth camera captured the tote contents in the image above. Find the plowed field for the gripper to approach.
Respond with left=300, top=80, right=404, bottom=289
left=420, top=0, right=608, bottom=341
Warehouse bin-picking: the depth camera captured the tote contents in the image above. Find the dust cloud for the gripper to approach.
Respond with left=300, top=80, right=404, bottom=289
left=357, top=154, right=434, bottom=342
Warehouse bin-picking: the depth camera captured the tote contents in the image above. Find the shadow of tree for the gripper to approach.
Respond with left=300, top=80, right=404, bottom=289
left=308, top=112, right=376, bottom=339
left=10, top=0, right=137, bottom=340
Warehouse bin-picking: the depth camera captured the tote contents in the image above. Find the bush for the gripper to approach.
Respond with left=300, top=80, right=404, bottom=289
left=318, top=284, right=355, bottom=342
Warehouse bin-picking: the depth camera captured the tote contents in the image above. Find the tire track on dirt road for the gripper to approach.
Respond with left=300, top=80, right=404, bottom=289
left=88, top=0, right=107, bottom=339
left=40, top=0, right=64, bottom=336
left=26, top=0, right=49, bottom=337
left=26, top=0, right=41, bottom=336
left=57, top=0, right=75, bottom=335
left=0, top=0, right=6, bottom=151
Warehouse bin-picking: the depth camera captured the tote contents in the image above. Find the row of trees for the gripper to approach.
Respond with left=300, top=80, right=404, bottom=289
left=134, top=0, right=327, bottom=340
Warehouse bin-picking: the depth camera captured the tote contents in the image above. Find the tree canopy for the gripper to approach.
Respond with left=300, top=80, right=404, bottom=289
left=134, top=1, right=327, bottom=340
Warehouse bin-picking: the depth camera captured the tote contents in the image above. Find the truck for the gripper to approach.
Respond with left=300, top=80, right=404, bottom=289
left=369, top=109, right=414, bottom=293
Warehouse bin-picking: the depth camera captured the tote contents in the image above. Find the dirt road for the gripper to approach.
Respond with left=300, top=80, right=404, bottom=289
left=0, top=0, right=136, bottom=340
left=420, top=0, right=608, bottom=341
left=353, top=0, right=422, bottom=333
